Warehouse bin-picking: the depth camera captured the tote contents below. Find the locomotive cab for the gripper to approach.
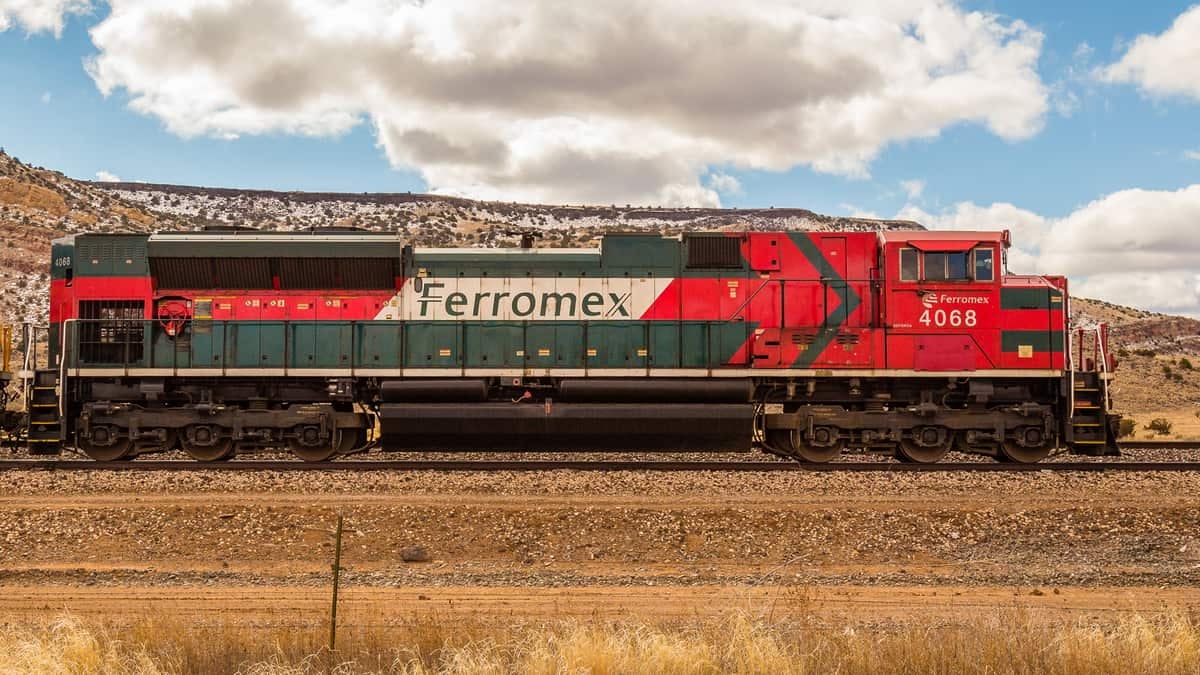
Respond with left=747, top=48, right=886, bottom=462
left=881, top=231, right=1005, bottom=373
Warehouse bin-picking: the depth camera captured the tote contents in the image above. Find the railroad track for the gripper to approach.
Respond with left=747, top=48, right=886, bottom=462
left=2, top=459, right=1200, bottom=472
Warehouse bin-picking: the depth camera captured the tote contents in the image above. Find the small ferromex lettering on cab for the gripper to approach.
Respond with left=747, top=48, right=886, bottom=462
left=919, top=293, right=988, bottom=328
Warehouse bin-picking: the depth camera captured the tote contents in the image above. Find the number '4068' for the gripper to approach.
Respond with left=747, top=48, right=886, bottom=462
left=919, top=309, right=977, bottom=328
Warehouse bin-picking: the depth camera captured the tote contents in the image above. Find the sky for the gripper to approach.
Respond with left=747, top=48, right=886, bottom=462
left=1, top=0, right=1200, bottom=314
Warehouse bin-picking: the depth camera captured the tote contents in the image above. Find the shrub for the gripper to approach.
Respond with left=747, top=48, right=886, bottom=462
left=1180, top=357, right=1194, bottom=371
left=1117, top=347, right=1129, bottom=358
left=1147, top=418, right=1174, bottom=435
left=1117, top=418, right=1137, bottom=438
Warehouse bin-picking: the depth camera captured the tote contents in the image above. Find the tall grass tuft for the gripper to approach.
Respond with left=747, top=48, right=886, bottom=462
left=4, top=610, right=1200, bottom=674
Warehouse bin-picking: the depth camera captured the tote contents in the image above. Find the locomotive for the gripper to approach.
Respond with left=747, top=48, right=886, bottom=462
left=20, top=227, right=1117, bottom=463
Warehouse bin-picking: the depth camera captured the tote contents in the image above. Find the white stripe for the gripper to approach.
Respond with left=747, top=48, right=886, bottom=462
left=376, top=276, right=670, bottom=321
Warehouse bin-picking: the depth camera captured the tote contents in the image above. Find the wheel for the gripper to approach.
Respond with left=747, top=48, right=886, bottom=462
left=180, top=425, right=235, bottom=462
left=1000, top=441, right=1052, bottom=464
left=897, top=427, right=953, bottom=464
left=79, top=426, right=132, bottom=461
left=765, top=429, right=843, bottom=463
left=288, top=428, right=360, bottom=463
left=1000, top=426, right=1053, bottom=463
left=897, top=439, right=952, bottom=463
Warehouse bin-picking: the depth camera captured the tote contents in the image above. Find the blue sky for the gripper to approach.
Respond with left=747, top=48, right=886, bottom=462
left=0, top=1, right=1193, bottom=217
left=2, top=0, right=1200, bottom=312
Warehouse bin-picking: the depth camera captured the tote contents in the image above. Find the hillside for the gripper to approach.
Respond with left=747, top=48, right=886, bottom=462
left=0, top=149, right=919, bottom=325
left=99, top=180, right=922, bottom=245
left=1072, top=297, right=1200, bottom=436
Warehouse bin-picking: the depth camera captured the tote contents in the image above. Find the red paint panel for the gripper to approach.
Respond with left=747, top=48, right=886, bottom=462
left=914, top=334, right=977, bottom=371
left=749, top=235, right=782, bottom=271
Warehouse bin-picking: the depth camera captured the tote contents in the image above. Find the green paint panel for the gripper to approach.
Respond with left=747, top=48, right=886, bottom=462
left=680, top=322, right=712, bottom=368
left=73, top=235, right=149, bottom=277
left=600, top=234, right=680, bottom=269
left=1001, top=330, right=1064, bottom=352
left=648, top=324, right=680, bottom=368
left=463, top=323, right=522, bottom=367
left=260, top=323, right=286, bottom=367
left=586, top=322, right=647, bottom=368
left=1001, top=287, right=1056, bottom=309
left=50, top=240, right=74, bottom=281
left=289, top=322, right=319, bottom=368
left=526, top=324, right=585, bottom=367
left=404, top=322, right=462, bottom=367
left=316, top=323, right=354, bottom=368
left=356, top=323, right=401, bottom=368
left=67, top=319, right=757, bottom=371
left=190, top=322, right=224, bottom=368
left=151, top=332, right=191, bottom=368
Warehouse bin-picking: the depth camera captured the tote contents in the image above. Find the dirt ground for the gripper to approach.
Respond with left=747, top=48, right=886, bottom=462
left=1, top=468, right=1199, bottom=628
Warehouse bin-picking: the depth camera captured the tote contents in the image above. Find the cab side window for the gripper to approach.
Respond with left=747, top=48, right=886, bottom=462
left=923, top=251, right=969, bottom=282
left=974, top=247, right=994, bottom=281
left=899, top=248, right=919, bottom=282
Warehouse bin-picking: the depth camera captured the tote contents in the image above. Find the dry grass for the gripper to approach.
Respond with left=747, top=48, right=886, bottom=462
left=4, top=610, right=1200, bottom=674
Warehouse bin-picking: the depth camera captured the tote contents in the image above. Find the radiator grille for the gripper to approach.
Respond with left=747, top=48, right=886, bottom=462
left=78, top=300, right=144, bottom=364
left=686, top=236, right=742, bottom=268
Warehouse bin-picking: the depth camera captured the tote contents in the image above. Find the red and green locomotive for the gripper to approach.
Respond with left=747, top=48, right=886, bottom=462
left=32, top=227, right=1117, bottom=463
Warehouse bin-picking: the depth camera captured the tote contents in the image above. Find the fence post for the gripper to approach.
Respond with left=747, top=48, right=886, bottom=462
left=329, top=514, right=344, bottom=653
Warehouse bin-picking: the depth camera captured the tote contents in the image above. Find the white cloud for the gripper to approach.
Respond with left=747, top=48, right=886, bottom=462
left=706, top=172, right=743, bottom=196
left=1184, top=150, right=1200, bottom=161
left=40, top=91, right=51, bottom=104
left=1101, top=6, right=1200, bottom=101
left=900, top=179, right=926, bottom=200
left=83, top=0, right=1049, bottom=206
left=0, top=0, right=91, bottom=37
left=95, top=170, right=120, bottom=182
left=902, top=184, right=1200, bottom=316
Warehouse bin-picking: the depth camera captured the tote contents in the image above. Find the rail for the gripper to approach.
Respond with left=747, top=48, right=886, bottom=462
left=1, top=458, right=1199, bottom=472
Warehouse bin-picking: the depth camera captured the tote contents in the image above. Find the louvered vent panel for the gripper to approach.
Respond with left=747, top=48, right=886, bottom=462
left=212, top=258, right=272, bottom=289
left=151, top=258, right=213, bottom=289
left=278, top=258, right=337, bottom=290
left=338, top=258, right=395, bottom=289
left=686, top=236, right=742, bottom=268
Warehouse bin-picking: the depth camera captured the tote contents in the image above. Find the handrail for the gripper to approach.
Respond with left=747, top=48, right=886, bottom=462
left=1, top=322, right=9, bottom=373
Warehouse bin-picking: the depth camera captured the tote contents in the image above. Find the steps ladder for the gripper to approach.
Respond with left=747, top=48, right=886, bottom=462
left=1067, top=325, right=1118, bottom=456
left=25, top=369, right=61, bottom=455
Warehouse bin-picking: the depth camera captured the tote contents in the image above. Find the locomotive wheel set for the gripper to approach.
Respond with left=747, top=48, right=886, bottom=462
left=13, top=227, right=1117, bottom=464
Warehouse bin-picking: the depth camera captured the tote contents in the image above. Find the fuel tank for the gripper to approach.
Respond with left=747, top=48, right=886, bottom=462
left=378, top=401, right=753, bottom=451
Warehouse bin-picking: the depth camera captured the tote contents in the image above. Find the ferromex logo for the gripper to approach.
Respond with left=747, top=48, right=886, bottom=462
left=921, top=293, right=991, bottom=310
left=374, top=277, right=671, bottom=321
